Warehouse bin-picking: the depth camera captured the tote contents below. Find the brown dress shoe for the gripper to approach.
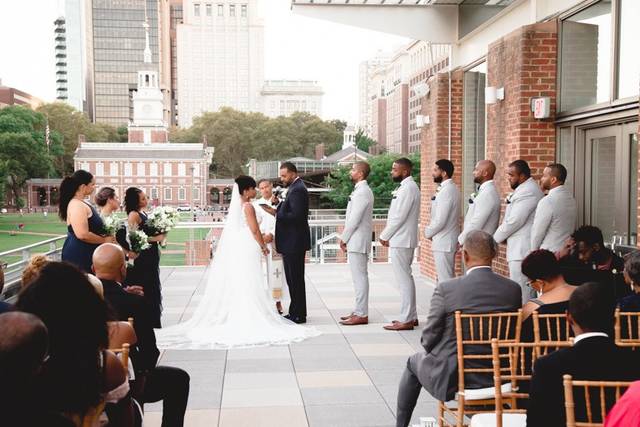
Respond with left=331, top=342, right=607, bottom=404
left=340, top=313, right=355, bottom=321
left=392, top=319, right=419, bottom=326
left=340, top=315, right=368, bottom=326
left=383, top=321, right=414, bottom=331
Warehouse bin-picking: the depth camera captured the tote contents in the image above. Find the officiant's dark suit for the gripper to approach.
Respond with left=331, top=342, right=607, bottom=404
left=275, top=174, right=311, bottom=322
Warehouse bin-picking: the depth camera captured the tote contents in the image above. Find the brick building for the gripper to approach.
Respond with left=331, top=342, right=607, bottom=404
left=0, top=79, right=43, bottom=109
left=294, top=0, right=639, bottom=280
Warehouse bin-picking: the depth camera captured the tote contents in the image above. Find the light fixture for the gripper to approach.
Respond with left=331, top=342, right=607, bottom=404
left=413, top=82, right=430, bottom=98
left=416, top=114, right=430, bottom=128
left=485, top=86, right=505, bottom=104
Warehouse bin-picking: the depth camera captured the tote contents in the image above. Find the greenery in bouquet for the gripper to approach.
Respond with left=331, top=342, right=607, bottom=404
left=101, top=214, right=123, bottom=236
left=146, top=206, right=180, bottom=247
left=128, top=228, right=151, bottom=254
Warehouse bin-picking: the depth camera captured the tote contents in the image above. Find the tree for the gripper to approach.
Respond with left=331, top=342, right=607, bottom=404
left=355, top=129, right=376, bottom=153
left=325, top=119, right=348, bottom=155
left=322, top=153, right=421, bottom=209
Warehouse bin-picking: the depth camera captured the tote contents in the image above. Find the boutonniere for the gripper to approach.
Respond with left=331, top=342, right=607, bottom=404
left=431, top=185, right=442, bottom=201
left=505, top=193, right=514, bottom=204
left=391, top=189, right=399, bottom=199
left=281, top=188, right=289, bottom=200
left=468, top=192, right=477, bottom=205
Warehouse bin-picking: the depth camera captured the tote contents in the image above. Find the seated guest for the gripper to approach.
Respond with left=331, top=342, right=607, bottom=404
left=619, top=250, right=640, bottom=311
left=92, top=243, right=190, bottom=427
left=604, top=380, right=640, bottom=426
left=527, top=282, right=640, bottom=427
left=0, top=266, right=11, bottom=314
left=557, top=226, right=627, bottom=299
left=21, top=254, right=50, bottom=289
left=0, top=312, right=73, bottom=427
left=395, top=231, right=522, bottom=427
left=520, top=250, right=576, bottom=342
left=16, top=262, right=130, bottom=425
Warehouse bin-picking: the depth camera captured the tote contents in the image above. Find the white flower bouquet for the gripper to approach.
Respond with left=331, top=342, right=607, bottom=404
left=128, top=228, right=151, bottom=254
left=101, top=214, right=123, bottom=236
left=146, top=206, right=181, bottom=247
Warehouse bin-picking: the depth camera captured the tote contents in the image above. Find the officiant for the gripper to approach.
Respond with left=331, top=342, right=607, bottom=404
left=254, top=179, right=287, bottom=315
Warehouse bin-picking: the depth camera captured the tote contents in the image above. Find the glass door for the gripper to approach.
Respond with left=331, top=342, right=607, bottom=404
left=583, top=122, right=638, bottom=244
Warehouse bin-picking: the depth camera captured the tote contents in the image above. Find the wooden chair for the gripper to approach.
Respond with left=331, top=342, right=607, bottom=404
left=614, top=309, right=640, bottom=349
left=470, top=339, right=573, bottom=427
left=438, top=310, right=523, bottom=427
left=563, top=375, right=632, bottom=426
left=108, top=343, right=131, bottom=375
left=532, top=312, right=573, bottom=357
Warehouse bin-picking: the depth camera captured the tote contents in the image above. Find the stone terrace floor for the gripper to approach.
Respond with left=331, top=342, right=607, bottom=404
left=144, top=263, right=437, bottom=427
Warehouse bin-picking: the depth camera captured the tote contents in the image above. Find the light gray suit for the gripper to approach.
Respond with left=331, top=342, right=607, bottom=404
left=424, top=179, right=460, bottom=282
left=380, top=176, right=421, bottom=323
left=530, top=185, right=577, bottom=253
left=341, top=180, right=374, bottom=317
left=458, top=180, right=501, bottom=245
left=395, top=267, right=522, bottom=427
left=493, top=177, right=544, bottom=302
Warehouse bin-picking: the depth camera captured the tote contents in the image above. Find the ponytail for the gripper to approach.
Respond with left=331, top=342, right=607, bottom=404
left=58, top=170, right=93, bottom=221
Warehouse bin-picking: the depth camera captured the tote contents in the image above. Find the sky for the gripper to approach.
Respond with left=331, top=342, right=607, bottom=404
left=0, top=0, right=409, bottom=125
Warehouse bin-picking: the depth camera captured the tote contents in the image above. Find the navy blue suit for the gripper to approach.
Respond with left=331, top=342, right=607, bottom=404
left=275, top=178, right=311, bottom=319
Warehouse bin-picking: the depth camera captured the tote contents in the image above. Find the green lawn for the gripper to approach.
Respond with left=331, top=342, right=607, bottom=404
left=0, top=213, right=210, bottom=266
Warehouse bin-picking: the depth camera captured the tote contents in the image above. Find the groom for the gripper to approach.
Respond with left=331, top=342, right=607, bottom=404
left=263, top=161, right=310, bottom=324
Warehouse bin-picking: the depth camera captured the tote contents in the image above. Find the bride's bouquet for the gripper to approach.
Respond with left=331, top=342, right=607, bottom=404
left=146, top=206, right=180, bottom=247
left=101, top=214, right=123, bottom=236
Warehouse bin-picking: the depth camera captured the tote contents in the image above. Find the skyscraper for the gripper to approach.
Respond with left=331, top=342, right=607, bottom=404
left=358, top=52, right=390, bottom=137
left=54, top=0, right=87, bottom=112
left=177, top=0, right=264, bottom=127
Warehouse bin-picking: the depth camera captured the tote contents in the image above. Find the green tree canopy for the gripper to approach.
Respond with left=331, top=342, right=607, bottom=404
left=322, top=153, right=421, bottom=209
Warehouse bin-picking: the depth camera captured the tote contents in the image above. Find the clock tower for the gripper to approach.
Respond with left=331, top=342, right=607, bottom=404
left=128, top=11, right=167, bottom=144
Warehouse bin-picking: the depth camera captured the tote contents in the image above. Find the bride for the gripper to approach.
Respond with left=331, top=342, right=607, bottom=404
left=155, top=175, right=320, bottom=349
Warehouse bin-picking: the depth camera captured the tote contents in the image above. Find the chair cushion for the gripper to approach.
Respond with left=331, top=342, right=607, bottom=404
left=457, top=383, right=512, bottom=400
left=470, top=413, right=526, bottom=427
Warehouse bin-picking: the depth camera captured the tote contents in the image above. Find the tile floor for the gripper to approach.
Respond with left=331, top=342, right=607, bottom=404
left=143, top=263, right=439, bottom=427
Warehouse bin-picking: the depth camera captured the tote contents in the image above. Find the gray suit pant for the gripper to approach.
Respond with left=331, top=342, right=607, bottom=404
left=348, top=252, right=369, bottom=317
left=390, top=247, right=417, bottom=323
left=509, top=260, right=536, bottom=303
left=433, top=251, right=455, bottom=283
left=396, top=354, right=424, bottom=427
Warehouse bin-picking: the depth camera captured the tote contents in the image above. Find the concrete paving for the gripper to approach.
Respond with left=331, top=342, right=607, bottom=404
left=143, top=263, right=438, bottom=427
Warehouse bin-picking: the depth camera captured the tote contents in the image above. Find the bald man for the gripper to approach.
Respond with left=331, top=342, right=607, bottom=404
left=458, top=160, right=501, bottom=245
left=93, top=244, right=190, bottom=426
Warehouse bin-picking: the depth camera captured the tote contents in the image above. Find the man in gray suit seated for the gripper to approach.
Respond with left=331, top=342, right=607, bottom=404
left=395, top=231, right=522, bottom=427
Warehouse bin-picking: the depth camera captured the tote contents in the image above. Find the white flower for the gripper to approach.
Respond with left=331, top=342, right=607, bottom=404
left=128, top=228, right=151, bottom=253
left=147, top=206, right=180, bottom=235
left=101, top=215, right=123, bottom=236
left=468, top=192, right=477, bottom=204
left=505, top=193, right=514, bottom=204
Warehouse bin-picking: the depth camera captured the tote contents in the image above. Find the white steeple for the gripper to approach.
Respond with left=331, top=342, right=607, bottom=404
left=143, top=4, right=152, bottom=64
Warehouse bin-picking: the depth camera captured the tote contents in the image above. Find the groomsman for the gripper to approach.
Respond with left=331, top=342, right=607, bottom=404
left=494, top=159, right=544, bottom=303
left=379, top=158, right=421, bottom=331
left=339, top=161, right=374, bottom=326
left=458, top=160, right=501, bottom=245
left=530, top=163, right=577, bottom=253
left=424, top=159, right=460, bottom=282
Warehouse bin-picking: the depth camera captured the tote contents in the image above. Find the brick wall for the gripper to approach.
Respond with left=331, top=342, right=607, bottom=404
left=419, top=70, right=464, bottom=279
left=486, top=20, right=558, bottom=275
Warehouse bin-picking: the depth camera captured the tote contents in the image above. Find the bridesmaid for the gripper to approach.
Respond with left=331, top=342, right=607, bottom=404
left=124, top=187, right=165, bottom=328
left=95, top=187, right=138, bottom=262
left=59, top=170, right=115, bottom=273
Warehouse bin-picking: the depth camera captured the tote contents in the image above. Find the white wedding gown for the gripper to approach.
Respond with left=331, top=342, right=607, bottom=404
left=155, top=184, right=320, bottom=349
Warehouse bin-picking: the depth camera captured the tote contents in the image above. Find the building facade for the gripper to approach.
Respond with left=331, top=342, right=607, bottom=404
left=176, top=0, right=264, bottom=127
left=358, top=53, right=390, bottom=136
left=54, top=0, right=86, bottom=112
left=260, top=80, right=323, bottom=118
left=0, top=80, right=43, bottom=109
left=292, top=0, right=640, bottom=281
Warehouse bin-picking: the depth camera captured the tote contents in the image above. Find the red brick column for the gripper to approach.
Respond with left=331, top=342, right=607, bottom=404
left=419, top=70, right=464, bottom=279
left=486, top=20, right=558, bottom=276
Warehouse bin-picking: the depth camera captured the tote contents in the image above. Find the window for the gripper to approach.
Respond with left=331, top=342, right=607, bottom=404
left=110, top=162, right=118, bottom=176
left=618, top=0, right=640, bottom=99
left=164, top=162, right=172, bottom=176
left=164, top=187, right=172, bottom=200
left=217, top=4, right=223, bottom=16
left=462, top=61, right=487, bottom=210
left=241, top=4, right=247, bottom=17
left=192, top=164, right=200, bottom=177
left=95, top=162, right=104, bottom=176
left=150, top=162, right=158, bottom=176
left=229, top=4, right=235, bottom=17
left=178, top=163, right=186, bottom=176
left=178, top=187, right=186, bottom=201
left=194, top=3, right=200, bottom=16
left=137, top=162, right=145, bottom=177
left=206, top=3, right=212, bottom=16
left=124, top=162, right=132, bottom=177
left=151, top=187, right=158, bottom=200
left=193, top=187, right=199, bottom=200
left=80, top=162, right=89, bottom=171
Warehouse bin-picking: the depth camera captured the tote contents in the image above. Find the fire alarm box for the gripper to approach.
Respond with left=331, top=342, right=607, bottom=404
left=530, top=97, right=551, bottom=119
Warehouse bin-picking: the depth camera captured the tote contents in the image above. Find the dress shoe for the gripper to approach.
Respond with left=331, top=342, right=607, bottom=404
left=383, top=321, right=414, bottom=331
left=340, top=313, right=355, bottom=321
left=393, top=319, right=419, bottom=327
left=276, top=301, right=283, bottom=315
left=293, top=317, right=306, bottom=324
left=340, top=315, right=368, bottom=326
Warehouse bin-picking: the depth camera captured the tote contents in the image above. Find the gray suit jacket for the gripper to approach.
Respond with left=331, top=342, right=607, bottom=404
left=380, top=176, right=421, bottom=248
left=494, top=178, right=544, bottom=261
left=424, top=179, right=460, bottom=253
left=458, top=180, right=501, bottom=245
left=341, top=180, right=374, bottom=254
left=530, top=185, right=577, bottom=253
left=414, top=267, right=522, bottom=401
